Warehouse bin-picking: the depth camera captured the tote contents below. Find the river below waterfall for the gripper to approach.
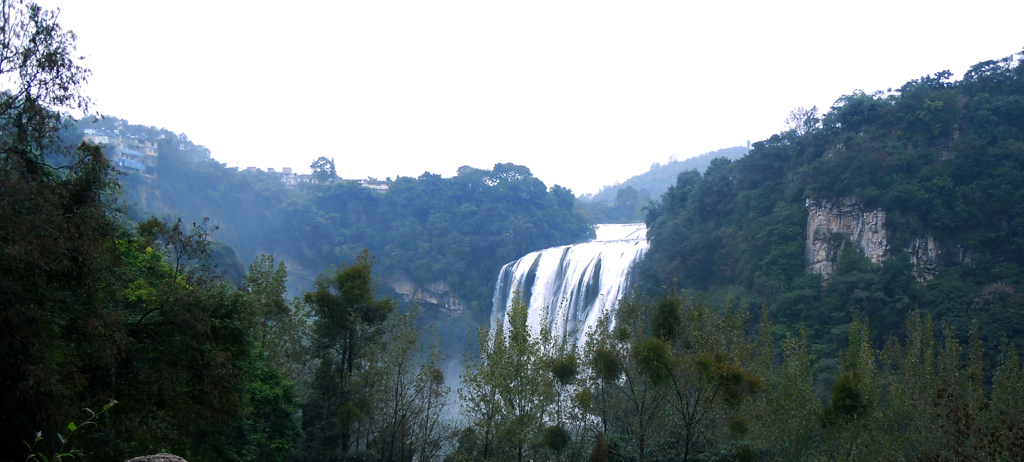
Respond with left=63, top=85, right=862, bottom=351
left=490, top=223, right=649, bottom=346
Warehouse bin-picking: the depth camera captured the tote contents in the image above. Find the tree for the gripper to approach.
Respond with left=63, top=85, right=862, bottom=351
left=299, top=250, right=395, bottom=459
left=0, top=0, right=91, bottom=149
left=581, top=301, right=665, bottom=461
left=784, top=106, right=820, bottom=135
left=310, top=156, right=337, bottom=183
left=362, top=309, right=453, bottom=462
left=244, top=254, right=312, bottom=391
left=104, top=219, right=279, bottom=460
left=580, top=294, right=764, bottom=461
left=0, top=2, right=107, bottom=457
left=0, top=142, right=121, bottom=460
left=750, top=331, right=821, bottom=460
left=457, top=298, right=556, bottom=461
left=820, top=315, right=882, bottom=458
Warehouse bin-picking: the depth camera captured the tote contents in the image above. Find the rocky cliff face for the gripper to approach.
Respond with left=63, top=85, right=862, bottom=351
left=805, top=197, right=967, bottom=280
left=805, top=198, right=889, bottom=276
left=905, top=236, right=939, bottom=280
left=385, top=273, right=464, bottom=314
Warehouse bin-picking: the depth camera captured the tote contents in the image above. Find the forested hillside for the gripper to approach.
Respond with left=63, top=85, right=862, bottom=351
left=639, top=51, right=1024, bottom=366
left=68, top=116, right=594, bottom=329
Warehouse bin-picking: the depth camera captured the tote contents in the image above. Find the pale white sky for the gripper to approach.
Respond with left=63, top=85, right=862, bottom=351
left=38, top=0, right=1024, bottom=195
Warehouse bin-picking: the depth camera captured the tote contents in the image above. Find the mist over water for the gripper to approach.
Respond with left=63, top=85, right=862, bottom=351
left=491, top=223, right=649, bottom=346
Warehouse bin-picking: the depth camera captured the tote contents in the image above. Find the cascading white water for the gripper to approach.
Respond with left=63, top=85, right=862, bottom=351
left=491, top=223, right=649, bottom=346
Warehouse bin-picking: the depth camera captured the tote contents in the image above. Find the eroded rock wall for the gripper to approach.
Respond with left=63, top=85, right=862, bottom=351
left=906, top=236, right=939, bottom=280
left=386, top=273, right=465, bottom=314
left=806, top=197, right=889, bottom=276
left=805, top=197, right=965, bottom=280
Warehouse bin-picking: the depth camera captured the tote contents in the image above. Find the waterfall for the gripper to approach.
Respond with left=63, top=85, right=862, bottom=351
left=491, top=223, right=649, bottom=346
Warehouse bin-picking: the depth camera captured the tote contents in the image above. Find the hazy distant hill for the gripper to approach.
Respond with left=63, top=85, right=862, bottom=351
left=584, top=146, right=748, bottom=204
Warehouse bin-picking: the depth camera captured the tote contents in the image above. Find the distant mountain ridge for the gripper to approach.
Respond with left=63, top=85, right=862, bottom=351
left=584, top=146, right=748, bottom=204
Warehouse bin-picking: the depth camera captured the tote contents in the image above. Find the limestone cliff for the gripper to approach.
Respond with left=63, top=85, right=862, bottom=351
left=805, top=198, right=889, bottom=276
left=905, top=236, right=939, bottom=280
left=805, top=197, right=967, bottom=280
left=385, top=273, right=464, bottom=314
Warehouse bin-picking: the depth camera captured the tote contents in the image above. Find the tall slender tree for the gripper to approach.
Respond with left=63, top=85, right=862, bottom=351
left=299, top=250, right=395, bottom=459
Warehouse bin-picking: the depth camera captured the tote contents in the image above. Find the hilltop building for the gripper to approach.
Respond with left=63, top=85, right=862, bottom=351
left=273, top=166, right=389, bottom=191
left=82, top=129, right=158, bottom=174
left=360, top=180, right=390, bottom=192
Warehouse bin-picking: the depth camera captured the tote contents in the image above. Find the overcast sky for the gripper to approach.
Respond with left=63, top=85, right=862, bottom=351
left=37, top=0, right=1024, bottom=195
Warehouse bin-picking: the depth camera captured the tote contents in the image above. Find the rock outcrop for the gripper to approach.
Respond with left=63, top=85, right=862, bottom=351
left=386, top=272, right=464, bottom=314
left=125, top=454, right=187, bottom=462
left=805, top=197, right=968, bottom=281
left=806, top=197, right=888, bottom=276
left=906, top=236, right=939, bottom=280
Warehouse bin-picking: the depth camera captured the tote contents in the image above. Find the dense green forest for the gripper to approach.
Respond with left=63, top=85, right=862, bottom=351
left=62, top=115, right=594, bottom=348
left=447, top=293, right=1024, bottom=461
left=639, top=51, right=1024, bottom=385
left=5, top=1, right=1024, bottom=460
